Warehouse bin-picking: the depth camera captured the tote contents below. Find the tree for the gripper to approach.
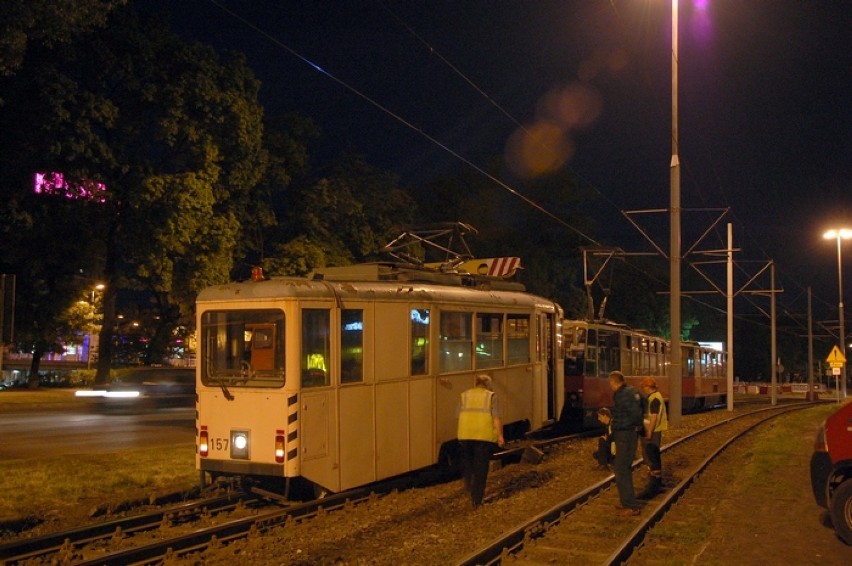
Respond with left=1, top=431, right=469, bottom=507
left=0, top=6, right=265, bottom=383
left=236, top=113, right=320, bottom=278
left=0, top=0, right=125, bottom=77
left=264, top=152, right=417, bottom=276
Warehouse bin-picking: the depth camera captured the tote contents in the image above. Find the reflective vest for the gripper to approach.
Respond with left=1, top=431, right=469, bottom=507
left=646, top=390, right=669, bottom=432
left=457, top=387, right=497, bottom=442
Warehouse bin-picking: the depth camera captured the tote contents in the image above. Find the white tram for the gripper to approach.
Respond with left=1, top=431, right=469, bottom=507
left=196, top=262, right=564, bottom=496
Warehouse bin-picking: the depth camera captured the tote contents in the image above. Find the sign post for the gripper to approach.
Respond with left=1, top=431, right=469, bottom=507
left=826, top=346, right=846, bottom=403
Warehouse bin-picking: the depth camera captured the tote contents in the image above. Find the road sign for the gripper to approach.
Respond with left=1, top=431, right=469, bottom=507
left=826, top=345, right=847, bottom=364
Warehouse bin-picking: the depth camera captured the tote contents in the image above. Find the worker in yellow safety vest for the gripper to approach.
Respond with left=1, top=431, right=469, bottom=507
left=457, top=374, right=505, bottom=507
left=638, top=377, right=668, bottom=499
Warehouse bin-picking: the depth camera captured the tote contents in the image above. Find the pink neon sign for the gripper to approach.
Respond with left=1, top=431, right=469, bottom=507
left=34, top=172, right=106, bottom=202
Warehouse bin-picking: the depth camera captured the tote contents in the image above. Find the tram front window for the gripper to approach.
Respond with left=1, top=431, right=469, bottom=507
left=201, top=309, right=285, bottom=387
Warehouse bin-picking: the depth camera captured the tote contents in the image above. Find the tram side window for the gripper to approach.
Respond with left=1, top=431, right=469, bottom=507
left=201, top=309, right=285, bottom=387
left=584, top=328, right=598, bottom=377
left=476, top=313, right=504, bottom=368
left=598, top=330, right=620, bottom=376
left=683, top=346, right=695, bottom=378
left=410, top=308, right=430, bottom=376
left=563, top=325, right=584, bottom=376
left=341, top=309, right=363, bottom=383
left=302, top=309, right=330, bottom=387
left=507, top=314, right=530, bottom=364
left=440, top=311, right=472, bottom=373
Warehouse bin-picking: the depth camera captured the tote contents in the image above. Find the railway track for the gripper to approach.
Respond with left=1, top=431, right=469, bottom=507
left=0, top=491, right=260, bottom=565
left=455, top=403, right=813, bottom=565
left=0, top=468, right=441, bottom=565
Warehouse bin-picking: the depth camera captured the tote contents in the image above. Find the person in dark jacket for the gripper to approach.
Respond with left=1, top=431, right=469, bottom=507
left=608, top=370, right=644, bottom=516
left=592, top=407, right=615, bottom=469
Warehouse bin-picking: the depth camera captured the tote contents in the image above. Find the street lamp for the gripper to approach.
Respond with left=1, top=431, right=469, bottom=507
left=87, top=283, right=105, bottom=370
left=91, top=283, right=105, bottom=304
left=824, top=228, right=851, bottom=398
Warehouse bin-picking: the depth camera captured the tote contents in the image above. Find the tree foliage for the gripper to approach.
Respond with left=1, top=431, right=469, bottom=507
left=0, top=0, right=125, bottom=77
left=0, top=6, right=265, bottom=382
left=263, top=152, right=417, bottom=276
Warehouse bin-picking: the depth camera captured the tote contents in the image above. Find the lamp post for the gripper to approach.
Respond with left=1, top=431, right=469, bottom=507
left=824, top=228, right=850, bottom=399
left=668, top=0, right=682, bottom=425
left=87, top=283, right=105, bottom=370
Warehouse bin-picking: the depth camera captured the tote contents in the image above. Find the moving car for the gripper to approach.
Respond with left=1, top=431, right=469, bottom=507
left=810, top=401, right=852, bottom=545
left=79, top=367, right=195, bottom=412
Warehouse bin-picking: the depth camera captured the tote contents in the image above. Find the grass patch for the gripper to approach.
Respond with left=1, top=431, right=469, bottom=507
left=735, top=404, right=838, bottom=493
left=0, top=444, right=198, bottom=525
left=0, top=388, right=82, bottom=406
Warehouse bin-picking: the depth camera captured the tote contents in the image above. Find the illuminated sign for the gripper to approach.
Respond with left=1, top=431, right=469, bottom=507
left=34, top=172, right=106, bottom=202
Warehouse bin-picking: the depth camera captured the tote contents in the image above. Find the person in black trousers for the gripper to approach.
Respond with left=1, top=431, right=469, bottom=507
left=456, top=374, right=505, bottom=507
left=592, top=407, right=615, bottom=469
left=608, top=370, right=644, bottom=516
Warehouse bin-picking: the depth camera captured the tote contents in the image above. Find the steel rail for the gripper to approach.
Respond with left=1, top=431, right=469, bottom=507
left=455, top=402, right=814, bottom=565
left=72, top=484, right=387, bottom=565
left=603, top=404, right=809, bottom=565
left=0, top=493, right=252, bottom=564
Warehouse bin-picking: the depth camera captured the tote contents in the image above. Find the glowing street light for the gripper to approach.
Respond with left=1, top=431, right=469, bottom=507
left=823, top=228, right=851, bottom=398
left=91, top=282, right=105, bottom=303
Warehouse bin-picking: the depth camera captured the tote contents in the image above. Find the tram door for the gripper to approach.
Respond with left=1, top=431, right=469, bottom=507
left=337, top=302, right=378, bottom=491
left=298, top=304, right=340, bottom=493
left=541, top=312, right=561, bottom=423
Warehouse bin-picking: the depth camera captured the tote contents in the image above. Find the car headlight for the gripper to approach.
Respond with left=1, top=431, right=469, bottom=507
left=104, top=390, right=141, bottom=398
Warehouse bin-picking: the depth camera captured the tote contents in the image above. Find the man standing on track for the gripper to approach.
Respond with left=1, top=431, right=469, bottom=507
left=608, top=370, right=644, bottom=516
left=457, top=374, right=505, bottom=508
left=638, top=377, right=667, bottom=499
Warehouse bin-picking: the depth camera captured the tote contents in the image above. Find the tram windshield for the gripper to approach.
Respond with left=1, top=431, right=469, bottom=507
left=201, top=309, right=285, bottom=387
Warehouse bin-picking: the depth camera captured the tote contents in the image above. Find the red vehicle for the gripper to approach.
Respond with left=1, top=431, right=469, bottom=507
left=561, top=319, right=727, bottom=430
left=810, top=401, right=852, bottom=545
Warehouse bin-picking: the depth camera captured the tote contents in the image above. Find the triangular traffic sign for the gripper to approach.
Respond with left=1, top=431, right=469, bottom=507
left=826, top=345, right=847, bottom=364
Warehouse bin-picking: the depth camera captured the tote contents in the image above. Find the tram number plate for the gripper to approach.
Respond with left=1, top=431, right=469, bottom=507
left=211, top=438, right=229, bottom=451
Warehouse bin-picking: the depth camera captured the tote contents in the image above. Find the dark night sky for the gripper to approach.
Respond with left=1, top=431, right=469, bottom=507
left=138, top=0, right=852, bottom=327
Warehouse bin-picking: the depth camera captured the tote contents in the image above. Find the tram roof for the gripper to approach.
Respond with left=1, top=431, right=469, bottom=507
left=197, top=263, right=559, bottom=311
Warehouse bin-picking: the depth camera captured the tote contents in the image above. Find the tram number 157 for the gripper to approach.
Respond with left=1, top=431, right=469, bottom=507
left=211, top=438, right=229, bottom=451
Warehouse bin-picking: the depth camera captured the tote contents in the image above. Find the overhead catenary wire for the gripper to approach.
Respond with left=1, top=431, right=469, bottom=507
left=205, top=0, right=833, bottom=348
left=206, top=0, right=600, bottom=246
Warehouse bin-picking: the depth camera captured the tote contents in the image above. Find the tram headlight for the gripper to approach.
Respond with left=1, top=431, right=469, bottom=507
left=231, top=430, right=250, bottom=460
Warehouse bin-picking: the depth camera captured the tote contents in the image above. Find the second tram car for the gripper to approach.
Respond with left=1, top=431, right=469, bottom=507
left=195, top=262, right=564, bottom=497
left=561, top=319, right=727, bottom=429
